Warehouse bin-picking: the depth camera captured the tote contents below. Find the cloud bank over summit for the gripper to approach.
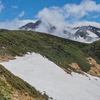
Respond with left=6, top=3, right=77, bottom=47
left=36, top=0, right=100, bottom=28
left=0, top=0, right=100, bottom=30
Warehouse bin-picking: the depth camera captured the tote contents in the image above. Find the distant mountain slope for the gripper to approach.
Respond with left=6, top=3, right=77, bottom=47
left=0, top=30, right=100, bottom=76
left=19, top=20, right=56, bottom=33
left=19, top=20, right=100, bottom=43
left=74, top=25, right=100, bottom=41
left=19, top=20, right=42, bottom=30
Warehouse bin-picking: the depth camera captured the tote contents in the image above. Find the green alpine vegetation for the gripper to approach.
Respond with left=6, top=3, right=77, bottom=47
left=0, top=30, right=100, bottom=72
left=0, top=29, right=100, bottom=99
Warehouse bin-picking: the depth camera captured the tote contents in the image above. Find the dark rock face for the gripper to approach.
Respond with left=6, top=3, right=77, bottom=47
left=19, top=20, right=42, bottom=30
left=74, top=25, right=100, bottom=41
left=19, top=20, right=56, bottom=33
left=88, top=25, right=100, bottom=37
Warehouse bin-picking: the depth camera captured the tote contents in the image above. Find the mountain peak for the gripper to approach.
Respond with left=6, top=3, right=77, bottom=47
left=19, top=20, right=42, bottom=30
left=19, top=21, right=100, bottom=43
left=74, top=25, right=100, bottom=41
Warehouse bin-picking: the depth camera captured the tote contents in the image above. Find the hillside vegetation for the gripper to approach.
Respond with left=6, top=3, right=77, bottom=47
left=0, top=30, right=100, bottom=72
left=0, top=64, right=48, bottom=100
left=0, top=29, right=100, bottom=99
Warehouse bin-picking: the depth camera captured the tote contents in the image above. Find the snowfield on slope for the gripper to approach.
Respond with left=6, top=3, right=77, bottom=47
left=1, top=52, right=100, bottom=100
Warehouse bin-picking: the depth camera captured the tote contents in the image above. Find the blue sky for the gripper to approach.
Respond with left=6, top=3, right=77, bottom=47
left=0, top=0, right=82, bottom=21
left=1, top=0, right=100, bottom=29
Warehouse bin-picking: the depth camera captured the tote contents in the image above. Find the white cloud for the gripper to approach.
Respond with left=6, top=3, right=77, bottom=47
left=37, top=7, right=66, bottom=29
left=18, top=11, right=25, bottom=17
left=34, top=0, right=100, bottom=40
left=11, top=5, right=18, bottom=9
left=36, top=0, right=100, bottom=28
left=0, top=0, right=4, bottom=13
left=64, top=0, right=100, bottom=19
left=71, top=20, right=100, bottom=28
left=1, top=0, right=100, bottom=32
left=0, top=18, right=36, bottom=30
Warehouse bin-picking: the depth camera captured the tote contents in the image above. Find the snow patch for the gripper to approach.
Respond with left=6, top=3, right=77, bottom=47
left=0, top=52, right=100, bottom=100
left=87, top=30, right=98, bottom=38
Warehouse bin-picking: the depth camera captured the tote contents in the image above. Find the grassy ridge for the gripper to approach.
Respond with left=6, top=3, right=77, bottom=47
left=0, top=30, right=100, bottom=72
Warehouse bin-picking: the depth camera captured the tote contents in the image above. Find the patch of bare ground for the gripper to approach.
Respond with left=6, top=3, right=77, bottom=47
left=62, top=68, right=71, bottom=74
left=87, top=57, right=100, bottom=77
left=0, top=55, right=15, bottom=62
left=0, top=76, right=36, bottom=100
left=11, top=92, right=35, bottom=100
left=69, top=63, right=84, bottom=75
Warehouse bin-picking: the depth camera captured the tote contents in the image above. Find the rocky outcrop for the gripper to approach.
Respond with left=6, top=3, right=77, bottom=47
left=87, top=57, right=100, bottom=77
left=68, top=58, right=100, bottom=77
left=69, top=63, right=84, bottom=75
left=0, top=55, right=15, bottom=62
